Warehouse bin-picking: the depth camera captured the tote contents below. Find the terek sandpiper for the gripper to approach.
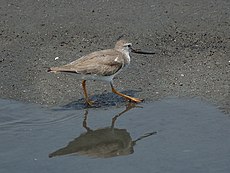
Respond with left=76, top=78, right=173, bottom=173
left=48, top=40, right=154, bottom=106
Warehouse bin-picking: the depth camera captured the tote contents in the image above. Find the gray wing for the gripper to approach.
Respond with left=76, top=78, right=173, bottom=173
left=49, top=49, right=124, bottom=76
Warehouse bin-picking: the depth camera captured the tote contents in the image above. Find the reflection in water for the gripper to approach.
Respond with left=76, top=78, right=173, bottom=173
left=49, top=103, right=157, bottom=158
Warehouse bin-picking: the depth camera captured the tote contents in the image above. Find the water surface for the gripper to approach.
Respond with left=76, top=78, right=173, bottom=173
left=0, top=98, right=230, bottom=173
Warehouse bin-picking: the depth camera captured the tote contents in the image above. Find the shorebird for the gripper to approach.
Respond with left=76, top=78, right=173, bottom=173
left=48, top=40, right=154, bottom=106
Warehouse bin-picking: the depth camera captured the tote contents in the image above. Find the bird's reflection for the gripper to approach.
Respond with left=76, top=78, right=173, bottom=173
left=49, top=103, right=157, bottom=158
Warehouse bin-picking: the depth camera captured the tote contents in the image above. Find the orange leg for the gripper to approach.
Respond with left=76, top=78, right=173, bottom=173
left=82, top=80, right=94, bottom=106
left=110, top=82, right=143, bottom=103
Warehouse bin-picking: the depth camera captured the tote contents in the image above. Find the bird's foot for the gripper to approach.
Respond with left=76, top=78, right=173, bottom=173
left=127, top=97, right=144, bottom=103
left=85, top=99, right=95, bottom=107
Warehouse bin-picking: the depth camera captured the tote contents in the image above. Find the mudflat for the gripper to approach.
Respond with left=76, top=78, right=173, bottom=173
left=0, top=0, right=229, bottom=112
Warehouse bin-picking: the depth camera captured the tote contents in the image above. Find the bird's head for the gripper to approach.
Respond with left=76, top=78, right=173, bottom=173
left=115, top=40, right=155, bottom=55
left=115, top=40, right=132, bottom=53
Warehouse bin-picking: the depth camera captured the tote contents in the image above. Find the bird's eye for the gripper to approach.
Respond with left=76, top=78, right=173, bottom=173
left=127, top=44, right=131, bottom=47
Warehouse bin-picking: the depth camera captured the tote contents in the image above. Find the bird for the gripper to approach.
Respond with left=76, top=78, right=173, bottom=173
left=48, top=39, right=154, bottom=106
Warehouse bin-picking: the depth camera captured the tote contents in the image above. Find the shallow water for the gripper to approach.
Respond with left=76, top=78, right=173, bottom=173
left=0, top=98, right=230, bottom=173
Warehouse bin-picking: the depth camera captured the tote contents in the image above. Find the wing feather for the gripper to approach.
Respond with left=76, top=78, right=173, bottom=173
left=49, top=49, right=124, bottom=76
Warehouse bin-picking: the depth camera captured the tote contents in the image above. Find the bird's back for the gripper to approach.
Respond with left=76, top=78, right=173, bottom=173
left=49, top=48, right=125, bottom=77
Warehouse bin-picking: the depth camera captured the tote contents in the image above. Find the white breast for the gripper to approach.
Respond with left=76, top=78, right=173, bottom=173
left=123, top=51, right=131, bottom=67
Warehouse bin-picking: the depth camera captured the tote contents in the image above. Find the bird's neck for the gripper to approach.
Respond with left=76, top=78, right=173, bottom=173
left=116, top=48, right=131, bottom=66
left=122, top=50, right=131, bottom=66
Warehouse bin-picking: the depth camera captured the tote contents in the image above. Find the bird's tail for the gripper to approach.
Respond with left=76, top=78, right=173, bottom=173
left=47, top=67, right=77, bottom=74
left=47, top=67, right=61, bottom=73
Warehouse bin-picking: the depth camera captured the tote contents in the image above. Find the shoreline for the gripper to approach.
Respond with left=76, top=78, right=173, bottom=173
left=0, top=0, right=229, bottom=112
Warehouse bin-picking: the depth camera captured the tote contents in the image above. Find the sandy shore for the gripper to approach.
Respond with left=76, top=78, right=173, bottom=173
left=0, top=0, right=229, bottom=112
